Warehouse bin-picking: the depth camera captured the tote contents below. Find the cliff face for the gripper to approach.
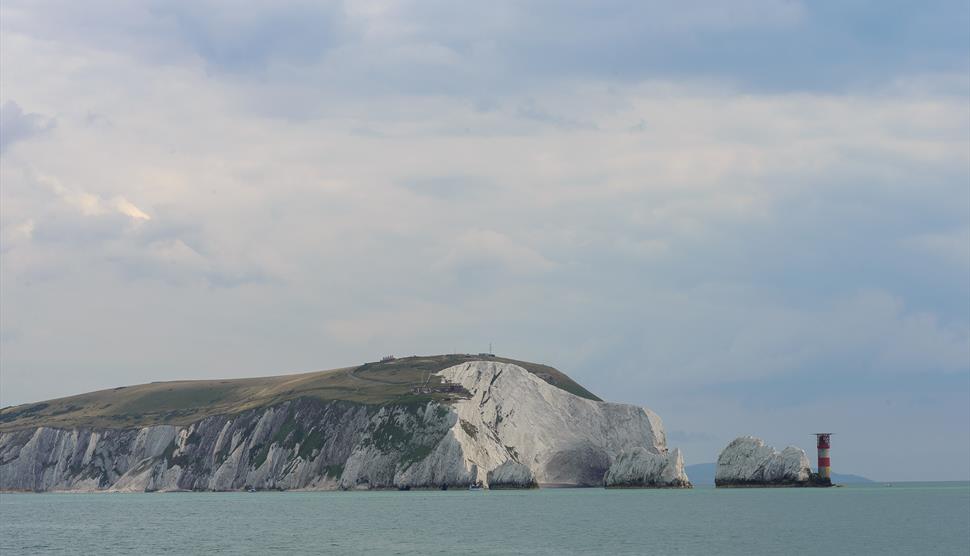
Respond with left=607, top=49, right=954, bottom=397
left=714, top=436, right=811, bottom=487
left=0, top=361, right=689, bottom=491
left=441, top=361, right=689, bottom=487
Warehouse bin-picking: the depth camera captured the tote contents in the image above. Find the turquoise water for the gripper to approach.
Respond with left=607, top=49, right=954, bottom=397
left=1, top=483, right=968, bottom=555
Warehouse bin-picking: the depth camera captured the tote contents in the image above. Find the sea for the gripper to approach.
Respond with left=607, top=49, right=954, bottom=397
left=1, top=482, right=968, bottom=555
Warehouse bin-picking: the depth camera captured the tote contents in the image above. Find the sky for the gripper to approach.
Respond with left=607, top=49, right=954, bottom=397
left=1, top=0, right=968, bottom=481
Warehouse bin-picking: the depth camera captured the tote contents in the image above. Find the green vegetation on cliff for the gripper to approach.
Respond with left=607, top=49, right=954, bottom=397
left=0, top=354, right=599, bottom=432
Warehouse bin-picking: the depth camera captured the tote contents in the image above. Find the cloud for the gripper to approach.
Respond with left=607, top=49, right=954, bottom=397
left=903, top=228, right=970, bottom=270
left=156, top=0, right=349, bottom=71
left=400, top=175, right=490, bottom=200
left=0, top=101, right=55, bottom=153
left=14, top=219, right=34, bottom=240
left=113, top=198, right=151, bottom=220
left=516, top=99, right=597, bottom=130
left=437, top=229, right=557, bottom=275
left=38, top=174, right=151, bottom=221
left=2, top=0, right=967, bottom=96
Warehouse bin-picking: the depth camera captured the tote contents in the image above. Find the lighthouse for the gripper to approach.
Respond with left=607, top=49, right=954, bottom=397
left=814, top=433, right=832, bottom=483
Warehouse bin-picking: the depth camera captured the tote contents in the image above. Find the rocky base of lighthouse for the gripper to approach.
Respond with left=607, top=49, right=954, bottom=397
left=715, top=478, right=834, bottom=488
left=807, top=473, right=833, bottom=487
left=715, top=436, right=824, bottom=488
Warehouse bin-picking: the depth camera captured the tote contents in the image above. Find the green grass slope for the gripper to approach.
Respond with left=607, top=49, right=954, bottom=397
left=0, top=354, right=600, bottom=432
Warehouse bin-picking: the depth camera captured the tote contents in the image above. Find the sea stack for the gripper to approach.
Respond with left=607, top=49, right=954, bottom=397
left=604, top=446, right=691, bottom=488
left=714, top=436, right=814, bottom=487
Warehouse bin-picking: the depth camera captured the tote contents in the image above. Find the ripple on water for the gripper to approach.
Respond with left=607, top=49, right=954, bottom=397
left=1, top=484, right=968, bottom=555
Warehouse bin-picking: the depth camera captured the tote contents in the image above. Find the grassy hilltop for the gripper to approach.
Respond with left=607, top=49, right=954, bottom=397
left=0, top=354, right=600, bottom=432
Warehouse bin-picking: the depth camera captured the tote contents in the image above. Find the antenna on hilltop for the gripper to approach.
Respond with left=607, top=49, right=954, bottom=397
left=489, top=342, right=492, bottom=354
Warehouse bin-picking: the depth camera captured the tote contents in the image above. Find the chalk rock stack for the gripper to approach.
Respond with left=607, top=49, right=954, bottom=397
left=604, top=446, right=691, bottom=488
left=715, top=436, right=811, bottom=487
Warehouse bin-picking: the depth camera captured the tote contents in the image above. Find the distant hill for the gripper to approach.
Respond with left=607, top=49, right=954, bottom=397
left=685, top=463, right=875, bottom=485
left=0, top=354, right=600, bottom=432
left=827, top=472, right=876, bottom=484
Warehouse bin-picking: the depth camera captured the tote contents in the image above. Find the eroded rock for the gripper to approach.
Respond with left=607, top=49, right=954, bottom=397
left=715, top=436, right=811, bottom=487
left=604, top=447, right=691, bottom=488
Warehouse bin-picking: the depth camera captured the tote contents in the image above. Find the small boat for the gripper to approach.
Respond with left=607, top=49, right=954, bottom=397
left=469, top=482, right=484, bottom=491
left=247, top=487, right=257, bottom=493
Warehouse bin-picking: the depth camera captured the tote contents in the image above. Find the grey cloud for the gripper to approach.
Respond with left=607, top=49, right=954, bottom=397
left=2, top=171, right=270, bottom=289
left=400, top=175, right=491, bottom=200
left=488, top=0, right=969, bottom=92
left=0, top=101, right=55, bottom=153
left=1, top=0, right=351, bottom=71
left=4, top=1, right=967, bottom=95
left=154, top=0, right=350, bottom=72
left=107, top=244, right=274, bottom=288
left=516, top=100, right=597, bottom=130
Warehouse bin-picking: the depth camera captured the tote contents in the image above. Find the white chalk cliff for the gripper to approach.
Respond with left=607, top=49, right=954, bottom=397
left=715, top=436, right=811, bottom=486
left=440, top=361, right=689, bottom=487
left=0, top=360, right=690, bottom=491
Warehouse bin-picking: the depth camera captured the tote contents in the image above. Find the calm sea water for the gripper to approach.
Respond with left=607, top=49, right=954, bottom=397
left=1, top=483, right=968, bottom=555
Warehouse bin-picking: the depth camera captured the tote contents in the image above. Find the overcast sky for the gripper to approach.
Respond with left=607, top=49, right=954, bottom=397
left=1, top=0, right=968, bottom=481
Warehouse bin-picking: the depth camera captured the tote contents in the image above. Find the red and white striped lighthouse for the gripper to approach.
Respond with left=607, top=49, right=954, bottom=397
left=814, top=433, right=832, bottom=481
